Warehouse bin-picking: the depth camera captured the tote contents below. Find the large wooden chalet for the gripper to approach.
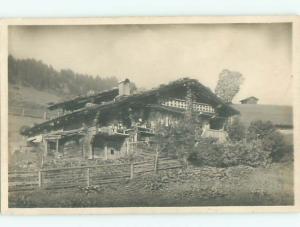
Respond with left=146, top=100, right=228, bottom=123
left=22, top=78, right=239, bottom=160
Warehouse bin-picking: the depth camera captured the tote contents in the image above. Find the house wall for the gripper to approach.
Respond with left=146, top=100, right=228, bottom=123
left=62, top=117, right=94, bottom=131
left=147, top=110, right=181, bottom=129
left=93, top=136, right=129, bottom=159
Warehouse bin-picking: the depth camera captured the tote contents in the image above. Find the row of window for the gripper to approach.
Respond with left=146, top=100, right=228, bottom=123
left=161, top=99, right=215, bottom=113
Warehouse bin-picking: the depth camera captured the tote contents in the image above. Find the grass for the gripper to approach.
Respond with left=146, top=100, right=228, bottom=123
left=9, top=84, right=62, bottom=109
left=9, top=162, right=293, bottom=208
left=8, top=115, right=44, bottom=155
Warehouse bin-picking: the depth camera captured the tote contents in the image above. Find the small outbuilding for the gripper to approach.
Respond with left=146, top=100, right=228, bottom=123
left=240, top=96, right=259, bottom=104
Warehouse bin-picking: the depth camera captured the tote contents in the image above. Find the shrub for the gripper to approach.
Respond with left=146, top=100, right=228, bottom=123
left=261, top=130, right=287, bottom=162
left=188, top=138, right=223, bottom=167
left=247, top=120, right=275, bottom=140
left=247, top=120, right=289, bottom=162
left=226, top=118, right=246, bottom=141
left=188, top=139, right=271, bottom=168
left=154, top=116, right=202, bottom=159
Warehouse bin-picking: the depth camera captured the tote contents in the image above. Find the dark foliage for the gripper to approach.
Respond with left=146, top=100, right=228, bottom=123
left=188, top=139, right=271, bottom=168
left=226, top=118, right=246, bottom=141
left=247, top=120, right=289, bottom=162
left=8, top=55, right=118, bottom=96
left=154, top=116, right=202, bottom=159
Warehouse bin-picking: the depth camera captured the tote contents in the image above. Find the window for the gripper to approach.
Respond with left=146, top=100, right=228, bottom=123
left=48, top=141, right=56, bottom=150
left=110, top=149, right=114, bottom=155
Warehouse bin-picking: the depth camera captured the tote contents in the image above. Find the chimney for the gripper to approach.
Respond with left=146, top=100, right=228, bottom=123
left=118, top=78, right=131, bottom=96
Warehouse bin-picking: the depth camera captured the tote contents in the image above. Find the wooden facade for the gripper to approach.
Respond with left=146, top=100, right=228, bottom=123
left=24, top=78, right=239, bottom=161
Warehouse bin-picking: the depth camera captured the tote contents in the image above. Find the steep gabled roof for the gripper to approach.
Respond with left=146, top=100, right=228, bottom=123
left=23, top=78, right=239, bottom=136
left=48, top=88, right=119, bottom=111
left=240, top=96, right=259, bottom=102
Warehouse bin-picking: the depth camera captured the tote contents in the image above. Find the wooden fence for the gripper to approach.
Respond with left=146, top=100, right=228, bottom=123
left=8, top=155, right=183, bottom=192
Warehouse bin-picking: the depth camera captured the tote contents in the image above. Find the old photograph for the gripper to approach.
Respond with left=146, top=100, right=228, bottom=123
left=0, top=17, right=299, bottom=213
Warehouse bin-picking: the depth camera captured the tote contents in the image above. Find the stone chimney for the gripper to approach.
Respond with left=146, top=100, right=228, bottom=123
left=118, top=78, right=131, bottom=96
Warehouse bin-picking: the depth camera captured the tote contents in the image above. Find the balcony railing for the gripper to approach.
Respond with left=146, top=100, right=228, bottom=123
left=160, top=98, right=215, bottom=114
left=99, top=125, right=129, bottom=136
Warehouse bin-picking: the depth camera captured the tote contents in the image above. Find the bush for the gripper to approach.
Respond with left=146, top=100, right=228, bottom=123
left=261, top=130, right=287, bottom=162
left=154, top=116, right=202, bottom=159
left=247, top=120, right=289, bottom=162
left=188, top=139, right=271, bottom=168
left=227, top=118, right=246, bottom=141
left=247, top=120, right=275, bottom=140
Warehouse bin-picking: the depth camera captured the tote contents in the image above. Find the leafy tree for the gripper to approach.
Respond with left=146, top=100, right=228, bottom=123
left=154, top=116, right=201, bottom=161
left=215, top=69, right=244, bottom=103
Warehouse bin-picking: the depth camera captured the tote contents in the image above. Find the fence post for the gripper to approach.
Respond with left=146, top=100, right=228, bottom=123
left=86, top=168, right=90, bottom=187
left=154, top=151, right=159, bottom=173
left=38, top=171, right=42, bottom=188
left=43, top=111, right=47, bottom=120
left=130, top=163, right=134, bottom=179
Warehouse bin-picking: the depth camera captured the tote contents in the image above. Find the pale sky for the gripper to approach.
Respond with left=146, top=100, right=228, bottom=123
left=8, top=23, right=292, bottom=105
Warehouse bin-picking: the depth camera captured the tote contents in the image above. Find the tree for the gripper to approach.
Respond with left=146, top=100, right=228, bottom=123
left=8, top=55, right=119, bottom=97
left=154, top=116, right=201, bottom=160
left=215, top=69, right=244, bottom=103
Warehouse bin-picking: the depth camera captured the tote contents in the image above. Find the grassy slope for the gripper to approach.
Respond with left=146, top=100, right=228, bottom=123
left=9, top=84, right=62, bottom=109
left=8, top=115, right=44, bottom=152
left=8, top=85, right=62, bottom=153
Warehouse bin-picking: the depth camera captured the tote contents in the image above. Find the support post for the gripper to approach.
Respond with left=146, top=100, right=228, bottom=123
left=83, top=129, right=95, bottom=160
left=86, top=168, right=90, bottom=187
left=43, top=111, right=47, bottom=120
left=126, top=141, right=129, bottom=155
left=154, top=148, right=159, bottom=173
left=43, top=140, right=48, bottom=157
left=61, top=143, right=64, bottom=156
left=41, top=153, right=44, bottom=168
left=56, top=139, right=59, bottom=154
left=104, top=145, right=108, bottom=160
left=81, top=142, right=84, bottom=158
left=22, top=108, right=25, bottom=116
left=38, top=171, right=42, bottom=188
left=89, top=142, right=94, bottom=160
left=130, top=163, right=134, bottom=179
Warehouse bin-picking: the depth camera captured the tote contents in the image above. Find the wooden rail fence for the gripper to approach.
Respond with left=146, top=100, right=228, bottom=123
left=8, top=155, right=183, bottom=192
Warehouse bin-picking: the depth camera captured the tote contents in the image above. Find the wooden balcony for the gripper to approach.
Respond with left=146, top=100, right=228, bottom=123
left=98, top=125, right=129, bottom=137
left=160, top=98, right=215, bottom=114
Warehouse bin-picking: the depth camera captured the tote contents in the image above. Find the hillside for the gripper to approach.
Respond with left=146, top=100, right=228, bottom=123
left=8, top=56, right=119, bottom=154
left=8, top=55, right=118, bottom=99
left=9, top=84, right=62, bottom=109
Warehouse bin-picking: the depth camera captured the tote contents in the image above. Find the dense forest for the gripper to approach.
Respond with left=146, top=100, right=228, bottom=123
left=8, top=55, right=118, bottom=97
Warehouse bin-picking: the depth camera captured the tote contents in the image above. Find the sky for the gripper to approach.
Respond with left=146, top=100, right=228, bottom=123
left=8, top=23, right=292, bottom=105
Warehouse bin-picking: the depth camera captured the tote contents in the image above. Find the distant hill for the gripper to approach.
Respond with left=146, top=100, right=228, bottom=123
left=8, top=55, right=118, bottom=98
